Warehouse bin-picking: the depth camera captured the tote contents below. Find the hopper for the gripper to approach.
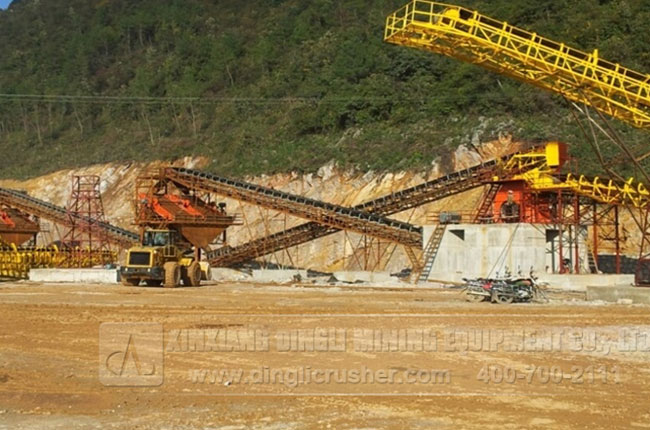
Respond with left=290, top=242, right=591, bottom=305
left=136, top=193, right=239, bottom=249
left=0, top=207, right=40, bottom=246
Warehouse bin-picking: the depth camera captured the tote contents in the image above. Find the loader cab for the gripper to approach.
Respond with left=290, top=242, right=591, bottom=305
left=143, top=230, right=177, bottom=247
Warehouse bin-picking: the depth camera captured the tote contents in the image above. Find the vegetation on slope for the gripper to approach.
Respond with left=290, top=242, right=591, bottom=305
left=1, top=0, right=649, bottom=179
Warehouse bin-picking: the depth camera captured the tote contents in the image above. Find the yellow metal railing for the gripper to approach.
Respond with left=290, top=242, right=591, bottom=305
left=385, top=1, right=650, bottom=128
left=518, top=170, right=650, bottom=209
left=496, top=141, right=564, bottom=178
left=0, top=244, right=116, bottom=279
left=0, top=244, right=64, bottom=279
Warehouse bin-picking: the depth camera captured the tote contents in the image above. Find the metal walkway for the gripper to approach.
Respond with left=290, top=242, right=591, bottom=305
left=0, top=187, right=138, bottom=247
left=166, top=168, right=422, bottom=248
left=413, top=224, right=446, bottom=283
left=206, top=145, right=549, bottom=267
left=385, top=1, right=650, bottom=128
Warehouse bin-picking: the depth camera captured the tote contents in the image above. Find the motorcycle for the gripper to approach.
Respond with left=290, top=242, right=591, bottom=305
left=463, top=269, right=547, bottom=304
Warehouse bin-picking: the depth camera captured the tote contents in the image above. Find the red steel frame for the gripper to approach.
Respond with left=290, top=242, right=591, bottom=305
left=470, top=180, right=623, bottom=275
left=62, top=175, right=113, bottom=266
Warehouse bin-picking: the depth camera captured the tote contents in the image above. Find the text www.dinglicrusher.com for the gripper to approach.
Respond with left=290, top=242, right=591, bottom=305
left=189, top=367, right=451, bottom=388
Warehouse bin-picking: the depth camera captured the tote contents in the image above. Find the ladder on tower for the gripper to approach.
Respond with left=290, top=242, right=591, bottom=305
left=474, top=183, right=500, bottom=223
left=585, top=240, right=599, bottom=274
left=413, top=224, right=447, bottom=284
left=207, top=144, right=550, bottom=267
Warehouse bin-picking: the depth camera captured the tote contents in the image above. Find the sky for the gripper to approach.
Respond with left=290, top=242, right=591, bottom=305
left=0, top=0, right=12, bottom=10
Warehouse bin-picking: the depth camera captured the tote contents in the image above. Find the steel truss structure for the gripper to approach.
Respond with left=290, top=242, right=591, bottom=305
left=385, top=1, right=650, bottom=128
left=0, top=183, right=137, bottom=277
left=386, top=1, right=650, bottom=283
left=0, top=186, right=137, bottom=248
left=62, top=175, right=114, bottom=267
left=201, top=144, right=551, bottom=268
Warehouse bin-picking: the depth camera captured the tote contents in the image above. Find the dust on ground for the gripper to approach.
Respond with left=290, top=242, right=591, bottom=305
left=0, top=280, right=648, bottom=429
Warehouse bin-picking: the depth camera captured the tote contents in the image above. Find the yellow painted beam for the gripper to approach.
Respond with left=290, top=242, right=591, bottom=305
left=385, top=1, right=650, bottom=128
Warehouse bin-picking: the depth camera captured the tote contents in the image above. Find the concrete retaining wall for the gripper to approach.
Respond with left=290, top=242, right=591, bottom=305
left=29, top=269, right=119, bottom=284
left=332, top=271, right=396, bottom=284
left=208, top=269, right=401, bottom=285
left=587, top=285, right=650, bottom=304
left=540, top=274, right=633, bottom=291
left=212, top=268, right=308, bottom=284
left=423, top=223, right=590, bottom=279
left=251, top=269, right=308, bottom=283
left=210, top=268, right=252, bottom=282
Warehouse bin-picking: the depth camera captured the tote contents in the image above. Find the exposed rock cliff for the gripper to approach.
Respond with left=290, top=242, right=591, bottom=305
left=4, top=136, right=632, bottom=272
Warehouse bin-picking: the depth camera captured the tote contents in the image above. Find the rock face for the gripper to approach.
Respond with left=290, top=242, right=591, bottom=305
left=0, top=156, right=208, bottom=247
left=2, top=137, right=581, bottom=272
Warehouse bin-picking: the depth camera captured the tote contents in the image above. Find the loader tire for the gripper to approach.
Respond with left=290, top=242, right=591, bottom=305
left=188, top=261, right=202, bottom=286
left=163, top=262, right=181, bottom=288
left=200, top=262, right=211, bottom=281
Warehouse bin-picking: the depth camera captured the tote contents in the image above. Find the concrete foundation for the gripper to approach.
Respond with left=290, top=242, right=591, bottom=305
left=332, top=271, right=396, bottom=284
left=210, top=268, right=252, bottom=282
left=423, top=223, right=590, bottom=279
left=210, top=269, right=308, bottom=284
left=587, top=285, right=650, bottom=304
left=29, top=269, right=119, bottom=284
left=541, top=274, right=633, bottom=291
left=251, top=269, right=308, bottom=284
left=207, top=269, right=404, bottom=286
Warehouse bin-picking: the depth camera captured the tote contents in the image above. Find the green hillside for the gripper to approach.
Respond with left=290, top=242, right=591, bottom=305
left=1, top=0, right=649, bottom=179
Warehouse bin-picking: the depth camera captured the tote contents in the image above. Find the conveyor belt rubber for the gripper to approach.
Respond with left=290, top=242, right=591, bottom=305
left=0, top=187, right=138, bottom=247
left=204, top=145, right=546, bottom=266
left=167, top=168, right=423, bottom=248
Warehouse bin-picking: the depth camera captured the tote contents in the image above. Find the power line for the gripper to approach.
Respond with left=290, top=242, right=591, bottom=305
left=0, top=90, right=556, bottom=105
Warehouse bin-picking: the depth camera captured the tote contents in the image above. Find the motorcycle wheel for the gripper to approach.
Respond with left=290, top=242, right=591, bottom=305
left=496, top=294, right=514, bottom=304
left=466, top=293, right=486, bottom=302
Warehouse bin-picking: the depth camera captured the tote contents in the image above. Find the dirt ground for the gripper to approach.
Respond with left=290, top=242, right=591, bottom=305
left=0, top=280, right=649, bottom=429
